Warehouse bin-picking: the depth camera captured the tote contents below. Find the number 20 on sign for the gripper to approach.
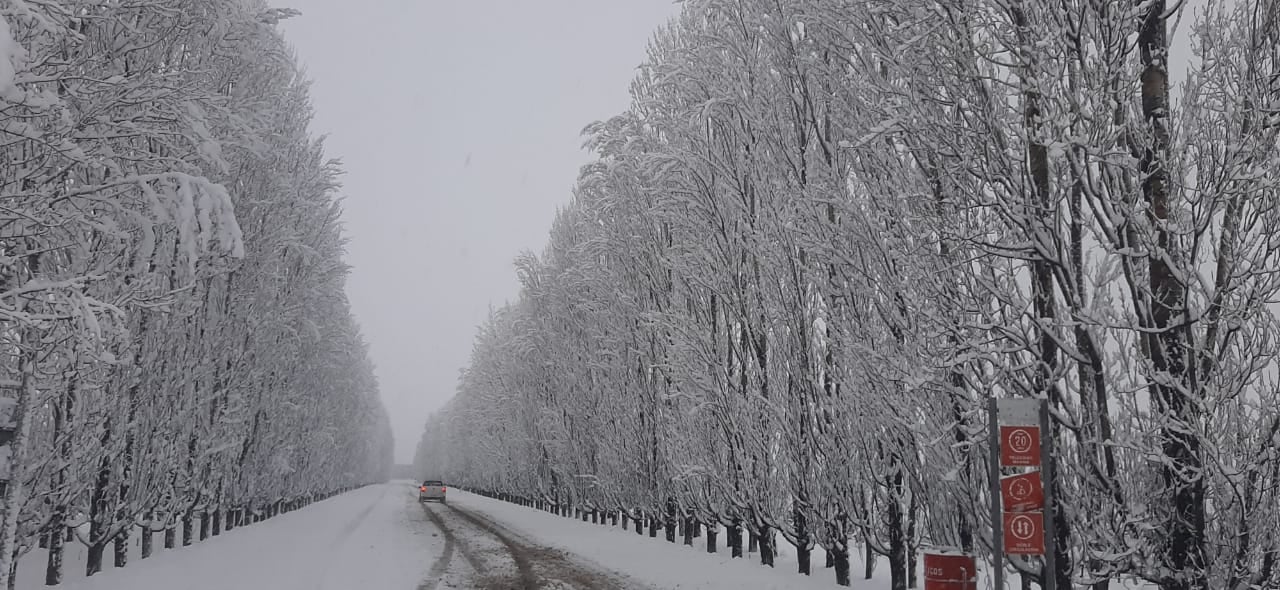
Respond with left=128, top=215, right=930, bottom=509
left=999, top=425, right=1041, bottom=467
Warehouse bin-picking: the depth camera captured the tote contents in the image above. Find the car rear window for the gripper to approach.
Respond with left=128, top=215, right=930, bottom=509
left=424, top=480, right=443, bottom=486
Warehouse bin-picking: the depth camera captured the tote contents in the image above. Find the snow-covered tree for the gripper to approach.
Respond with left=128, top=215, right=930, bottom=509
left=0, top=1, right=391, bottom=585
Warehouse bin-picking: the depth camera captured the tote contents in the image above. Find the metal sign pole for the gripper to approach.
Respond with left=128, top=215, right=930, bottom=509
left=1040, top=399, right=1057, bottom=590
left=987, top=397, right=1003, bottom=590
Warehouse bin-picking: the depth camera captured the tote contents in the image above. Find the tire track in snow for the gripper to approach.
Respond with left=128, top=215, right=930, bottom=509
left=415, top=501, right=455, bottom=590
left=436, top=499, right=648, bottom=589
left=419, top=501, right=486, bottom=575
left=443, top=503, right=538, bottom=588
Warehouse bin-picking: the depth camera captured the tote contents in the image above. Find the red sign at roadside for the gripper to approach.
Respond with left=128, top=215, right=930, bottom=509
left=1000, top=472, right=1044, bottom=513
left=999, top=425, right=1041, bottom=466
left=924, top=552, right=976, bottom=590
left=1003, top=512, right=1045, bottom=555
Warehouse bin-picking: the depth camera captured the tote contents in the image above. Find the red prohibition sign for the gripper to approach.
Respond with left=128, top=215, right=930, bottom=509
left=1003, top=512, right=1045, bottom=555
left=1000, top=426, right=1042, bottom=466
left=1008, top=429, right=1033, bottom=453
left=1000, top=472, right=1045, bottom=513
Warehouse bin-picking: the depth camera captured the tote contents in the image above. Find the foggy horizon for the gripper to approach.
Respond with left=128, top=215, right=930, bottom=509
left=276, top=0, right=680, bottom=462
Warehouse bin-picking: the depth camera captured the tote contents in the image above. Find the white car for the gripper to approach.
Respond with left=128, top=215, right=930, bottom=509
left=418, top=480, right=446, bottom=503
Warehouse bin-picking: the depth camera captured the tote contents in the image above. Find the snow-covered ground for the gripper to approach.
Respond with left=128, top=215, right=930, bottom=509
left=452, top=490, right=841, bottom=589
left=16, top=484, right=441, bottom=589
left=17, top=482, right=1157, bottom=589
left=450, top=490, right=1157, bottom=590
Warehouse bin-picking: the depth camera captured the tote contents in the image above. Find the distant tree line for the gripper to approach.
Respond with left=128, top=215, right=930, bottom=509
left=0, top=1, right=392, bottom=586
left=416, top=1, right=1280, bottom=589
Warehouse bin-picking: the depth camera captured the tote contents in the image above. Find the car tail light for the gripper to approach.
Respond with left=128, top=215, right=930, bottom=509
left=442, top=487, right=447, bottom=492
left=420, top=486, right=426, bottom=492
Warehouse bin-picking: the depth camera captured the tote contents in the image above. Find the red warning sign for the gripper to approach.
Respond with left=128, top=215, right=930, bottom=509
left=1000, top=472, right=1044, bottom=513
left=999, top=425, right=1041, bottom=467
left=923, top=551, right=977, bottom=590
left=1003, top=512, right=1045, bottom=555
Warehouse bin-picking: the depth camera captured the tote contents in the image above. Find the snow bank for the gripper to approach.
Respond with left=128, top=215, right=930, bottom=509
left=451, top=490, right=852, bottom=589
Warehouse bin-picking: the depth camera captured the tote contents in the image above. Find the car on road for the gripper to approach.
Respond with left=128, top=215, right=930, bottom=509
left=419, top=480, right=446, bottom=503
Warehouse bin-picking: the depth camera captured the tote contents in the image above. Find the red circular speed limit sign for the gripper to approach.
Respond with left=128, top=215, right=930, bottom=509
left=1008, top=429, right=1033, bottom=453
left=999, top=426, right=1042, bottom=466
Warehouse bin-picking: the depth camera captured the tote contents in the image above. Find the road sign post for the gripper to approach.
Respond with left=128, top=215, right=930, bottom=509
left=991, top=397, right=1055, bottom=590
left=1040, top=398, right=1058, bottom=590
left=986, top=398, right=1003, bottom=590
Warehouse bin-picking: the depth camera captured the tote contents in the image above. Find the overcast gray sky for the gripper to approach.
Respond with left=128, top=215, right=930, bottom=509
left=275, top=0, right=678, bottom=463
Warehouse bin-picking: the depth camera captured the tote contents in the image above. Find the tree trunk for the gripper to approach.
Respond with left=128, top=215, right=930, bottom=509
left=45, top=376, right=76, bottom=586
left=45, top=527, right=64, bottom=587
left=865, top=540, right=875, bottom=580
left=199, top=511, right=209, bottom=541
left=908, top=492, right=918, bottom=588
left=759, top=526, right=775, bottom=567
left=683, top=515, right=694, bottom=546
left=43, top=532, right=63, bottom=586
left=889, top=470, right=907, bottom=590
left=796, top=506, right=811, bottom=575
left=706, top=524, right=717, bottom=553
left=665, top=498, right=677, bottom=543
left=834, top=545, right=851, bottom=587
left=748, top=527, right=758, bottom=553
left=730, top=520, right=743, bottom=558
left=87, top=419, right=112, bottom=577
left=85, top=541, right=108, bottom=578
left=1137, top=2, right=1205, bottom=588
left=141, top=521, right=153, bottom=559
left=182, top=511, right=193, bottom=546
left=164, top=525, right=176, bottom=550
left=1012, top=2, right=1075, bottom=588
left=0, top=316, right=39, bottom=588
left=114, top=530, right=127, bottom=568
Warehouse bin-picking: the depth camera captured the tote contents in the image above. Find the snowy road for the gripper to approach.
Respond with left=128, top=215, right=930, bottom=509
left=19, top=482, right=646, bottom=590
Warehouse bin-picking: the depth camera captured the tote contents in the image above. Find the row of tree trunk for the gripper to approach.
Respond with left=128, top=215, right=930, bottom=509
left=463, top=487, right=883, bottom=587
left=34, top=483, right=372, bottom=585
